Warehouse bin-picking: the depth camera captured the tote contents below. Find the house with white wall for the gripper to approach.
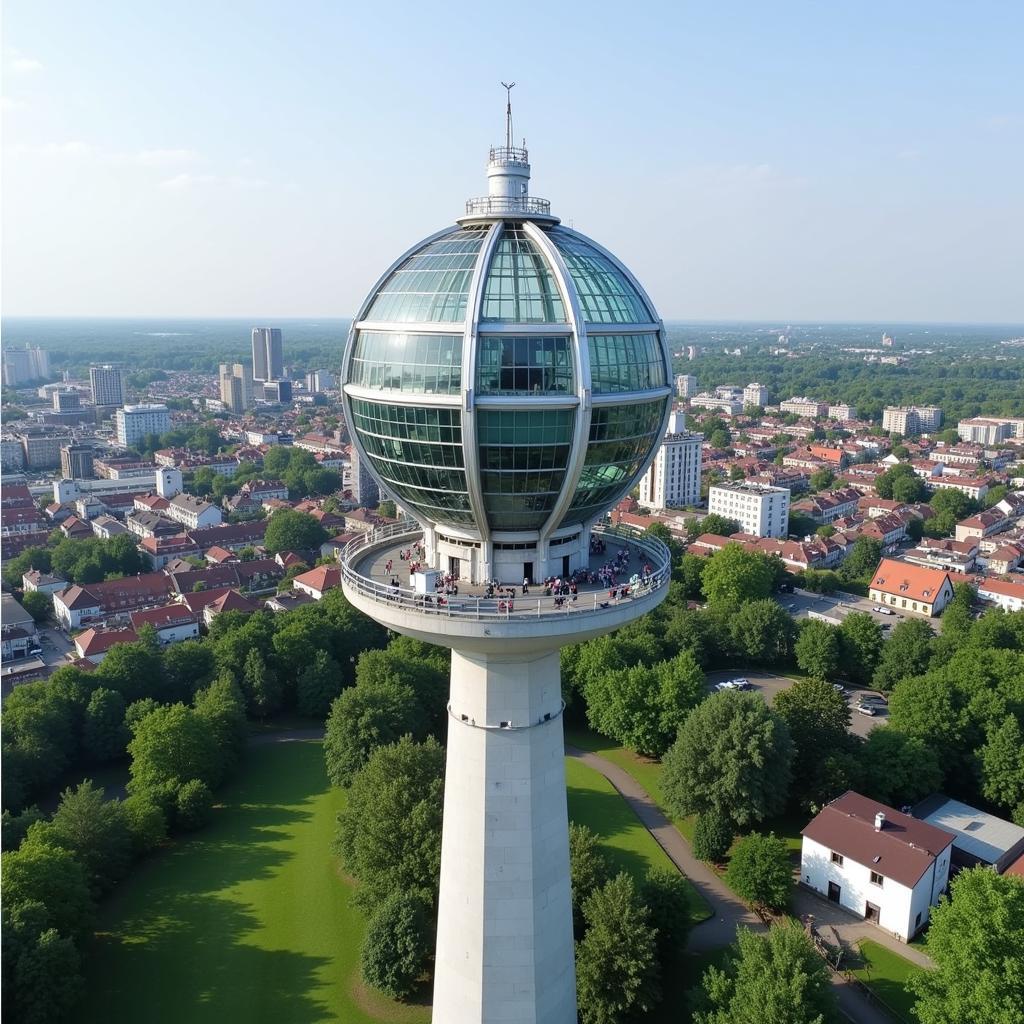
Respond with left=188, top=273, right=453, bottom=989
left=800, top=791, right=953, bottom=942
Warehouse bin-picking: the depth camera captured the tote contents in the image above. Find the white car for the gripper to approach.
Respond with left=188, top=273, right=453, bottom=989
left=855, top=704, right=877, bottom=716
left=872, top=606, right=895, bottom=615
left=715, top=678, right=750, bottom=692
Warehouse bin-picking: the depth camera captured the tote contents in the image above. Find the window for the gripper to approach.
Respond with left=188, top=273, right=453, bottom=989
left=870, top=871, right=884, bottom=886
left=476, top=336, right=573, bottom=394
left=831, top=851, right=844, bottom=866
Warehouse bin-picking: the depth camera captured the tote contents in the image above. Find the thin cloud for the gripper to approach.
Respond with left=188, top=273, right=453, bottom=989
left=159, top=173, right=270, bottom=190
left=10, top=56, right=44, bottom=74
left=12, top=140, right=94, bottom=157
left=130, top=148, right=201, bottom=166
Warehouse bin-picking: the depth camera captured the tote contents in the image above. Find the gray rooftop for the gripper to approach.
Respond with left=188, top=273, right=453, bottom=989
left=914, top=795, right=1024, bottom=864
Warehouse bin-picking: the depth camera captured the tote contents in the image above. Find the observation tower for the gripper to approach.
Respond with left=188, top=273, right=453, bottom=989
left=340, top=88, right=673, bottom=1023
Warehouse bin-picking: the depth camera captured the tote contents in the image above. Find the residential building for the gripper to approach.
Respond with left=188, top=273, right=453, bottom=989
left=262, top=379, right=293, bottom=403
left=22, top=570, right=69, bottom=595
left=743, top=382, right=769, bottom=407
left=219, top=362, right=254, bottom=413
left=187, top=520, right=268, bottom=551
left=708, top=481, right=790, bottom=538
left=913, top=796, right=1024, bottom=874
left=240, top=479, right=289, bottom=503
left=2, top=345, right=50, bottom=385
left=291, top=564, right=342, bottom=600
left=129, top=605, right=201, bottom=644
left=138, top=535, right=202, bottom=569
left=126, top=510, right=180, bottom=540
left=60, top=443, right=95, bottom=479
left=977, top=577, right=1024, bottom=613
left=638, top=431, right=703, bottom=510
left=791, top=488, right=860, bottom=525
left=883, top=405, right=943, bottom=436
left=89, top=364, right=125, bottom=407
left=350, top=447, right=380, bottom=507
left=179, top=586, right=260, bottom=627
left=1, top=595, right=38, bottom=662
left=1, top=436, right=25, bottom=471
left=827, top=403, right=857, bottom=421
left=74, top=627, right=139, bottom=664
left=929, top=475, right=991, bottom=501
left=53, top=573, right=174, bottom=630
left=166, top=492, right=223, bottom=530
left=251, top=327, right=284, bottom=382
left=115, top=404, right=171, bottom=447
left=955, top=510, right=1009, bottom=543
left=265, top=590, right=315, bottom=613
left=957, top=418, right=1012, bottom=445
left=780, top=396, right=827, bottom=418
left=52, top=390, right=81, bottom=412
left=675, top=373, right=697, bottom=398
left=868, top=558, right=954, bottom=617
left=800, top=791, right=952, bottom=942
left=689, top=392, right=741, bottom=415
left=17, top=428, right=70, bottom=468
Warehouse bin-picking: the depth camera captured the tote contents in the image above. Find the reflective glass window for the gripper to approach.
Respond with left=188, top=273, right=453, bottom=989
left=546, top=228, right=652, bottom=324
left=480, top=228, right=566, bottom=323
left=587, top=333, right=666, bottom=393
left=350, top=332, right=463, bottom=394
left=477, top=409, right=575, bottom=530
left=476, top=336, right=573, bottom=395
left=560, top=399, right=666, bottom=526
left=366, top=228, right=487, bottom=323
left=350, top=399, right=474, bottom=524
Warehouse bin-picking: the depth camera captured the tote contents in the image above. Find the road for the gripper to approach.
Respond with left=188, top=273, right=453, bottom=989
left=782, top=588, right=905, bottom=632
left=704, top=668, right=887, bottom=738
left=36, top=624, right=76, bottom=671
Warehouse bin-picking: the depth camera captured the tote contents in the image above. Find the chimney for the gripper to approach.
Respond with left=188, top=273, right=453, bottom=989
left=874, top=812, right=885, bottom=831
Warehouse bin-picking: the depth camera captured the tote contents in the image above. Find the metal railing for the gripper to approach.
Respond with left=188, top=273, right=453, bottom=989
left=489, top=145, right=529, bottom=164
left=340, top=523, right=671, bottom=624
left=464, top=196, right=552, bottom=217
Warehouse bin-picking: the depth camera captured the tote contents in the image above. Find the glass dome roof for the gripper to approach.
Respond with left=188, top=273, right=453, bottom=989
left=344, top=218, right=670, bottom=536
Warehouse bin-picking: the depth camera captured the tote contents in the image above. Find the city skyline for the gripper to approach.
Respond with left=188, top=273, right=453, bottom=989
left=4, top=0, right=1023, bottom=322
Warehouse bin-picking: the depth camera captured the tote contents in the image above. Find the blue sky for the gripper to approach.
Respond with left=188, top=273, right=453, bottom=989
left=3, top=0, right=1022, bottom=320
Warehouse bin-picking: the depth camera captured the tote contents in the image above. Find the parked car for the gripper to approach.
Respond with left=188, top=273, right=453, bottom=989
left=715, top=678, right=751, bottom=691
left=28, top=646, right=43, bottom=657
left=872, top=606, right=895, bottom=615
left=855, top=704, right=877, bottom=716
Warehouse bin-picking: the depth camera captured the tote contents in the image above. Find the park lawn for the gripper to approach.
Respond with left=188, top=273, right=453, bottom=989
left=851, top=939, right=921, bottom=1024
left=79, top=740, right=428, bottom=1024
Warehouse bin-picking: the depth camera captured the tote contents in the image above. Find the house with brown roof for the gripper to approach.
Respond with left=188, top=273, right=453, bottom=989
left=800, top=791, right=953, bottom=942
left=53, top=573, right=174, bottom=630
left=977, top=576, right=1024, bottom=613
left=129, top=605, right=200, bottom=644
left=179, top=587, right=259, bottom=627
left=868, top=558, right=954, bottom=617
left=954, top=509, right=1008, bottom=543
left=73, top=627, right=139, bottom=664
left=292, top=564, right=342, bottom=600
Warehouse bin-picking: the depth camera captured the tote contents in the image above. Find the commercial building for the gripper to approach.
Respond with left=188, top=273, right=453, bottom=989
left=780, top=396, right=827, bottom=418
left=89, top=364, right=125, bottom=408
left=675, top=373, right=697, bottom=397
left=219, top=362, right=254, bottom=413
left=868, top=558, right=954, bottom=617
left=827, top=403, right=858, bottom=422
left=883, top=405, right=943, bottom=436
left=638, top=430, right=702, bottom=510
left=17, top=429, right=70, bottom=469
left=913, top=795, right=1024, bottom=875
left=2, top=345, right=50, bottom=385
left=251, top=327, right=283, bottom=382
left=708, top=480, right=790, bottom=538
left=52, top=390, right=81, bottom=412
left=743, top=382, right=769, bottom=407
left=957, top=418, right=1012, bottom=445
left=60, top=443, right=95, bottom=479
left=801, top=791, right=953, bottom=943
left=115, top=403, right=171, bottom=447
left=262, top=379, right=292, bottom=403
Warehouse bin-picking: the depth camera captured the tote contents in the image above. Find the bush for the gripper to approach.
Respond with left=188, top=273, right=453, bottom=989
left=724, top=833, right=791, bottom=912
left=175, top=779, right=214, bottom=831
left=640, top=866, right=693, bottom=961
left=569, top=822, right=612, bottom=935
left=122, top=794, right=167, bottom=855
left=360, top=892, right=432, bottom=998
left=692, top=809, right=734, bottom=863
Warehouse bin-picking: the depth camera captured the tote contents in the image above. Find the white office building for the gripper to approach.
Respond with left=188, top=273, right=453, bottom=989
left=690, top=392, right=742, bottom=415
left=743, top=382, right=769, bottom=407
left=780, top=396, right=827, bottom=418
left=90, top=364, right=125, bottom=407
left=708, top=480, right=790, bottom=538
left=828, top=403, right=857, bottom=422
left=115, top=404, right=171, bottom=447
left=675, top=373, right=697, bottom=398
left=883, top=405, right=943, bottom=436
left=639, top=424, right=702, bottom=510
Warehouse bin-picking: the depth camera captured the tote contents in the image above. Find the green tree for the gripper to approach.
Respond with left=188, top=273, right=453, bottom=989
left=794, top=619, right=841, bottom=680
left=360, top=892, right=432, bottom=998
left=692, top=809, right=735, bottom=863
left=677, top=553, right=707, bottom=599
left=1, top=805, right=46, bottom=852
left=82, top=687, right=128, bottom=763
left=576, top=873, right=661, bottom=1024
left=979, top=715, right=1024, bottom=814
left=296, top=650, right=343, bottom=719
left=838, top=536, right=883, bottom=582
left=127, top=703, right=222, bottom=798
left=662, top=690, right=792, bottom=829
left=333, top=736, right=444, bottom=911
left=98, top=632, right=166, bottom=703
left=122, top=793, right=167, bottom=855
left=692, top=921, right=838, bottom=1024
left=175, top=779, right=214, bottom=830
left=911, top=867, right=1024, bottom=1024
left=10, top=927, right=84, bottom=1024
left=774, top=678, right=851, bottom=807
left=640, top=866, right=693, bottom=961
left=162, top=641, right=216, bottom=703
left=323, top=680, right=426, bottom=787
left=583, top=651, right=704, bottom=756
left=377, top=499, right=397, bottom=518
left=686, top=513, right=740, bottom=540
left=876, top=463, right=927, bottom=503
left=1, top=841, right=93, bottom=942
left=728, top=599, right=795, bottom=665
left=724, top=833, right=792, bottom=911
left=700, top=545, right=776, bottom=611
left=836, top=612, right=884, bottom=686
left=263, top=508, right=329, bottom=554
left=241, top=648, right=283, bottom=718
left=20, top=590, right=51, bottom=623
left=858, top=727, right=943, bottom=807
left=926, top=489, right=978, bottom=537
left=873, top=618, right=934, bottom=690
left=193, top=673, right=248, bottom=781
left=809, top=467, right=835, bottom=491
left=569, top=822, right=612, bottom=935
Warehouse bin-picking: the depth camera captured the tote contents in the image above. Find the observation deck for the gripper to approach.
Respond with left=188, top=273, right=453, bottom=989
left=460, top=195, right=557, bottom=223
left=340, top=523, right=671, bottom=654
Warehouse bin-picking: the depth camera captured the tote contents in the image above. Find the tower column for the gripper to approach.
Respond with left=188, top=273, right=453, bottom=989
left=433, top=648, right=576, bottom=1024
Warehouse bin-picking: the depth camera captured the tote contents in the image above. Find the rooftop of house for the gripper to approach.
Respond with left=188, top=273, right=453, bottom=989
left=870, top=558, right=951, bottom=602
left=912, top=795, right=1024, bottom=864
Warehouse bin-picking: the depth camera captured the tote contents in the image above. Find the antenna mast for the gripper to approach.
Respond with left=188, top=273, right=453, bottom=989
left=501, top=80, right=515, bottom=150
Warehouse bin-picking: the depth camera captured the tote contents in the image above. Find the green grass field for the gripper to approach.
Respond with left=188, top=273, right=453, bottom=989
left=851, top=940, right=920, bottom=1023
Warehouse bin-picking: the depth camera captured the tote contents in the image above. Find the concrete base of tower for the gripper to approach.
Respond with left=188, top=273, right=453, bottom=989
left=432, top=648, right=576, bottom=1024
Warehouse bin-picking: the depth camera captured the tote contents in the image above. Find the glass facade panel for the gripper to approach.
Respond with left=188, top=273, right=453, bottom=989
left=350, top=399, right=474, bottom=524
left=350, top=331, right=463, bottom=394
left=365, top=228, right=487, bottom=323
left=561, top=399, right=666, bottom=526
left=480, top=228, right=567, bottom=323
left=476, top=336, right=573, bottom=395
left=477, top=409, right=575, bottom=530
left=587, top=333, right=666, bottom=393
left=546, top=227, right=652, bottom=324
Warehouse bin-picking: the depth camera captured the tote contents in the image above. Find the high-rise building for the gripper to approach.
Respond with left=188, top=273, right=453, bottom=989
left=262, top=379, right=292, bottom=403
left=219, top=363, right=253, bottom=413
left=115, top=404, right=171, bottom=447
left=743, top=382, right=769, bottom=407
left=957, top=418, right=1012, bottom=445
left=1, top=436, right=26, bottom=471
left=780, top=396, right=827, bottom=418
left=251, top=328, right=283, bottom=382
left=638, top=428, right=703, bottom=510
left=305, top=369, right=335, bottom=393
left=828, top=403, right=857, bottom=421
left=90, top=365, right=125, bottom=407
left=349, top=447, right=380, bottom=508
left=16, top=429, right=69, bottom=469
left=675, top=373, right=697, bottom=397
left=60, top=443, right=95, bottom=479
left=708, top=480, right=791, bottom=538
left=339, top=99, right=673, bottom=1024
left=2, top=346, right=50, bottom=385
left=882, top=405, right=943, bottom=436
left=52, top=390, right=81, bottom=412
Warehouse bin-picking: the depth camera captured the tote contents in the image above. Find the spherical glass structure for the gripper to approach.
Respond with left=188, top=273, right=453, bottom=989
left=342, top=144, right=672, bottom=579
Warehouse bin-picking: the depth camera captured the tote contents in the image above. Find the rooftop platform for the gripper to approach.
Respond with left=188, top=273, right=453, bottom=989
left=341, top=523, right=671, bottom=654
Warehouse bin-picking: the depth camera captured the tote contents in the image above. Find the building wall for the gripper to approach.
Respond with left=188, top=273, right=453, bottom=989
left=708, top=484, right=790, bottom=538
left=639, top=433, right=702, bottom=510
left=868, top=579, right=953, bottom=617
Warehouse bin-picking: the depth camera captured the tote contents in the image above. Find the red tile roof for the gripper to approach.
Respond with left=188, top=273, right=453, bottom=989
left=75, top=627, right=139, bottom=658
left=870, top=558, right=952, bottom=603
left=293, top=565, right=341, bottom=593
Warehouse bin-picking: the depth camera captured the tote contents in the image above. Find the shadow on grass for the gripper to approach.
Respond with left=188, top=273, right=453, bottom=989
left=567, top=781, right=659, bottom=881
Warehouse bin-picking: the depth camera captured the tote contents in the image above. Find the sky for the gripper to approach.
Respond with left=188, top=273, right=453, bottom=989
left=3, top=0, right=1023, bottom=322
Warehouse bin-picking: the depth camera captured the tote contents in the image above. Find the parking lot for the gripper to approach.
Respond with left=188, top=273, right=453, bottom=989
left=35, top=626, right=75, bottom=670
left=704, top=668, right=887, bottom=738
left=778, top=588, right=906, bottom=632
